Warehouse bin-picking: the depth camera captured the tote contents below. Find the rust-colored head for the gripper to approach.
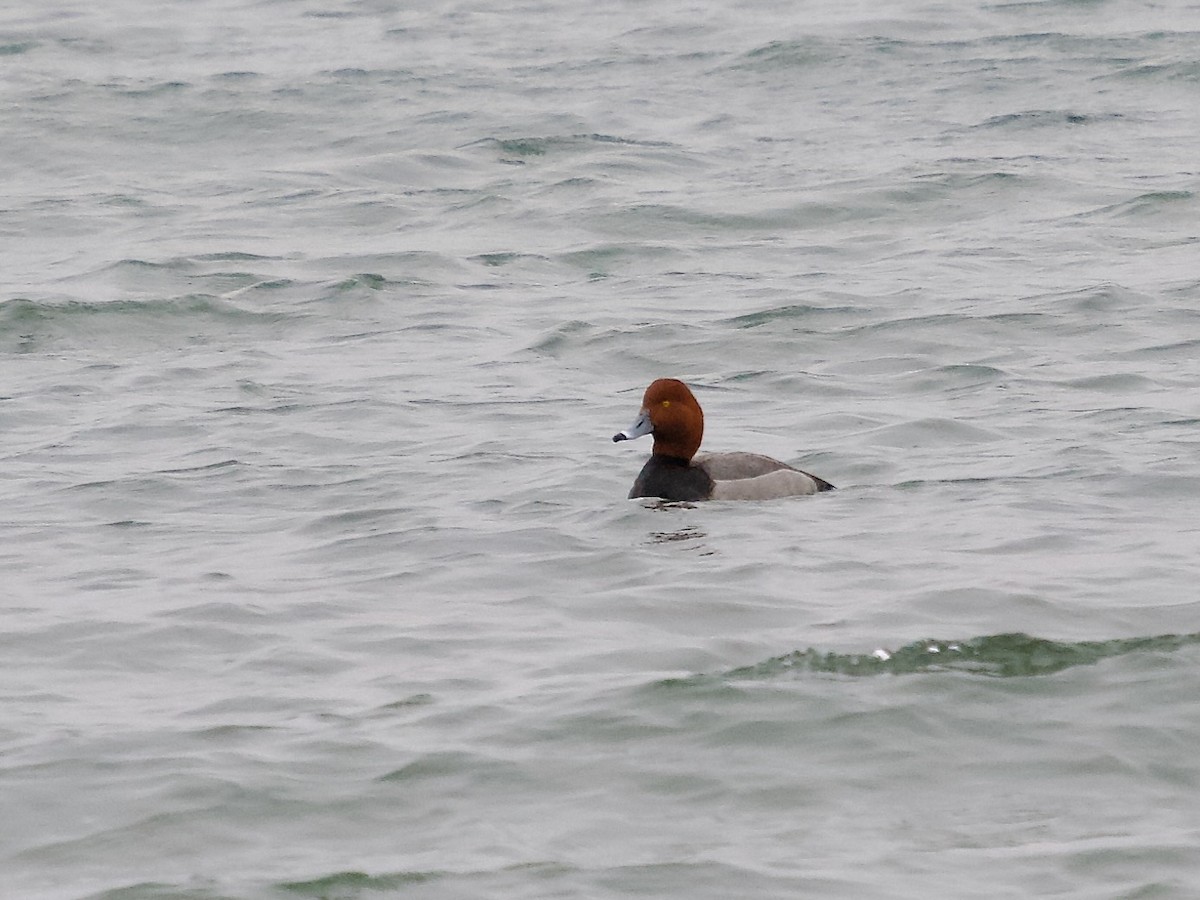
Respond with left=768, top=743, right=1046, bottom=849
left=612, top=378, right=704, bottom=461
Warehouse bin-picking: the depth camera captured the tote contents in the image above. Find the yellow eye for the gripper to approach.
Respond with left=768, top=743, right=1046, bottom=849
left=661, top=400, right=670, bottom=407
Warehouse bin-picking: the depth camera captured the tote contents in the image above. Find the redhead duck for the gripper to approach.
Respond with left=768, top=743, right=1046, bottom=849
left=612, top=378, right=835, bottom=501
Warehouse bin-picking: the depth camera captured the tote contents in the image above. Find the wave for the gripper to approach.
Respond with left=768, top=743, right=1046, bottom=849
left=464, top=133, right=676, bottom=159
left=974, top=109, right=1125, bottom=129
left=280, top=870, right=445, bottom=895
left=722, top=632, right=1200, bottom=679
left=0, top=294, right=286, bottom=325
left=1075, top=190, right=1194, bottom=220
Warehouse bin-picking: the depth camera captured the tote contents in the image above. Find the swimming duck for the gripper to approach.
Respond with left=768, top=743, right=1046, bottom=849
left=612, top=378, right=835, bottom=501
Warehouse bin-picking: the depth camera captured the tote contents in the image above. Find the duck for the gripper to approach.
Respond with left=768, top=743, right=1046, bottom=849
left=612, top=378, right=835, bottom=501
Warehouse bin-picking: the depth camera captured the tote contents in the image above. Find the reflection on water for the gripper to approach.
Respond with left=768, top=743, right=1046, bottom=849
left=646, top=523, right=715, bottom=556
left=649, top=524, right=706, bottom=544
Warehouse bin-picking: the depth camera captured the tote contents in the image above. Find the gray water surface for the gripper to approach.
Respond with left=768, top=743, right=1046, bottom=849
left=3, top=1, right=1200, bottom=897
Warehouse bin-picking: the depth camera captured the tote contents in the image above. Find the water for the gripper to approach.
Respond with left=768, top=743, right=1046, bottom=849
left=3, top=0, right=1200, bottom=897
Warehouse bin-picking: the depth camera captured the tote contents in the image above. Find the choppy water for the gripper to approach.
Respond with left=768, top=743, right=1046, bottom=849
left=3, top=0, right=1200, bottom=897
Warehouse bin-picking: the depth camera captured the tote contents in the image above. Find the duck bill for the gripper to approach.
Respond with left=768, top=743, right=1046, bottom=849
left=612, top=408, right=653, bottom=442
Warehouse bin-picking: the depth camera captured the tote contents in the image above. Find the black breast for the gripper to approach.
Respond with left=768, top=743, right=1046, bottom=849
left=629, top=455, right=714, bottom=501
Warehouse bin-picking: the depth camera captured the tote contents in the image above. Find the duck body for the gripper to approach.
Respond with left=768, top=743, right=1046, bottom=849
left=627, top=453, right=714, bottom=502
left=613, top=378, right=834, bottom=501
left=628, top=451, right=833, bottom=501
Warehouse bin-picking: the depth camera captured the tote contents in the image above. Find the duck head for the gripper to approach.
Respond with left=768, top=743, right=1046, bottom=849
left=612, top=378, right=704, bottom=462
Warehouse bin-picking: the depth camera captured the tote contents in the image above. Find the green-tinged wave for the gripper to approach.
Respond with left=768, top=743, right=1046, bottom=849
left=0, top=295, right=288, bottom=326
left=725, top=632, right=1200, bottom=679
left=280, top=870, right=443, bottom=895
left=279, top=862, right=573, bottom=897
left=0, top=295, right=298, bottom=352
